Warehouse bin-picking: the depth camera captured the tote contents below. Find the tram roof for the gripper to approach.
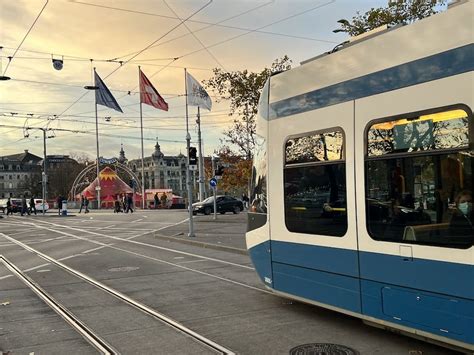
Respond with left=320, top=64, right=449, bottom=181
left=269, top=1, right=473, bottom=105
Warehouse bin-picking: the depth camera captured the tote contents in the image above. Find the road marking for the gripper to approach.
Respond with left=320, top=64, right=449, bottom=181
left=0, top=242, right=113, bottom=280
left=2, top=246, right=236, bottom=355
left=29, top=218, right=253, bottom=270
left=177, top=259, right=208, bottom=265
left=1, top=231, right=268, bottom=296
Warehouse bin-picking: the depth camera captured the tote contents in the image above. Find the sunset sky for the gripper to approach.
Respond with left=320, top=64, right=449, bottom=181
left=1, top=0, right=400, bottom=161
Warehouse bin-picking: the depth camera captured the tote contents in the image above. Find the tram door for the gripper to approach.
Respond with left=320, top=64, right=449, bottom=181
left=268, top=101, right=362, bottom=314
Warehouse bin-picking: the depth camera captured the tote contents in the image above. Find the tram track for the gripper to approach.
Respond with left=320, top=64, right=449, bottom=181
left=1, top=220, right=269, bottom=295
left=0, top=255, right=117, bottom=355
left=0, top=234, right=235, bottom=355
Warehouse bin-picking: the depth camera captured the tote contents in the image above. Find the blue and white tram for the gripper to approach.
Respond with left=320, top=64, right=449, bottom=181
left=246, top=1, right=473, bottom=352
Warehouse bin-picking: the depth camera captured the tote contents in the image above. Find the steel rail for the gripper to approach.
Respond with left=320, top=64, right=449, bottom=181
left=0, top=234, right=235, bottom=355
left=0, top=255, right=117, bottom=355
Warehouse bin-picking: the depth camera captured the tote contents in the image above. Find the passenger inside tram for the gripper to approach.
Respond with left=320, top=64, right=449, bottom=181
left=448, top=190, right=473, bottom=238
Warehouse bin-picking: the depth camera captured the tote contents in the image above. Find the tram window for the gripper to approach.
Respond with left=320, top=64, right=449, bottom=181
left=365, top=107, right=473, bottom=248
left=284, top=129, right=347, bottom=237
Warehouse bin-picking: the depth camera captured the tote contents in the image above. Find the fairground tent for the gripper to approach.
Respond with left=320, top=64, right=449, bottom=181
left=79, top=167, right=140, bottom=206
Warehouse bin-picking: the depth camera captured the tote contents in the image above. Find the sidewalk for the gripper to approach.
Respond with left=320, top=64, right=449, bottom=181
left=152, top=213, right=248, bottom=255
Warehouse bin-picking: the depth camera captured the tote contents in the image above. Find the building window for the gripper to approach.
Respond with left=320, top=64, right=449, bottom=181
left=284, top=129, right=347, bottom=237
left=365, top=106, right=473, bottom=248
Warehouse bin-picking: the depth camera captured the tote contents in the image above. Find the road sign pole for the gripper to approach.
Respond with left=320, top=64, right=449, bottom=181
left=211, top=157, right=217, bottom=220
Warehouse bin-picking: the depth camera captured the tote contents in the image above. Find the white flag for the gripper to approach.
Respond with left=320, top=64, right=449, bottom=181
left=186, top=71, right=212, bottom=111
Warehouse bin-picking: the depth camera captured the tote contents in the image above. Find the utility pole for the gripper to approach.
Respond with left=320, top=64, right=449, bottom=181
left=42, top=128, right=47, bottom=216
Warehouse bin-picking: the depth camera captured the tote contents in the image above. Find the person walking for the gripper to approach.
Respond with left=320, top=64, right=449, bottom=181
left=154, top=193, right=159, bottom=209
left=21, top=196, right=30, bottom=216
left=6, top=198, right=12, bottom=216
left=122, top=194, right=127, bottom=212
left=57, top=196, right=63, bottom=216
left=114, top=195, right=121, bottom=213
left=84, top=196, right=90, bottom=213
left=29, top=197, right=37, bottom=215
left=125, top=194, right=134, bottom=213
left=242, top=194, right=249, bottom=210
left=79, top=195, right=85, bottom=213
left=160, top=192, right=168, bottom=209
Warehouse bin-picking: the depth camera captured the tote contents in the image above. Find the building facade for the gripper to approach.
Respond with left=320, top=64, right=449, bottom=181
left=0, top=150, right=42, bottom=198
left=125, top=142, right=194, bottom=198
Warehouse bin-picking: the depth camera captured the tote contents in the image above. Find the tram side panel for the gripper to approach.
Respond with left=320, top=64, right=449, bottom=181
left=354, top=72, right=474, bottom=346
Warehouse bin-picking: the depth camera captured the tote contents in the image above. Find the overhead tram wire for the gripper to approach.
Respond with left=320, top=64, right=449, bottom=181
left=2, top=111, right=234, bottom=133
left=71, top=0, right=335, bottom=63
left=175, top=0, right=337, bottom=62
left=56, top=0, right=213, bottom=118
left=0, top=54, right=206, bottom=70
left=0, top=124, right=193, bottom=143
left=163, top=0, right=226, bottom=71
left=2, top=0, right=49, bottom=76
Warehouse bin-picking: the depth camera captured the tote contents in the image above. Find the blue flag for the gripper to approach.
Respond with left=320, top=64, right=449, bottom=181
left=94, top=71, right=123, bottom=113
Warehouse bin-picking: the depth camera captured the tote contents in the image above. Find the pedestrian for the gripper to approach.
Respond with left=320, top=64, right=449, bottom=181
left=29, top=197, right=37, bottom=215
left=154, top=193, right=159, bottom=209
left=6, top=198, right=12, bottom=216
left=126, top=194, right=134, bottom=213
left=114, top=195, right=121, bottom=213
left=79, top=195, right=85, bottom=213
left=122, top=194, right=127, bottom=212
left=21, top=196, right=30, bottom=216
left=84, top=196, right=90, bottom=213
left=57, top=195, right=63, bottom=216
left=242, top=194, right=249, bottom=210
left=160, top=192, right=168, bottom=209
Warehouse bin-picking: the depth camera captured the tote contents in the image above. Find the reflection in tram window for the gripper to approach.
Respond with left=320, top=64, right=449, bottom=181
left=250, top=134, right=267, bottom=214
left=366, top=107, right=473, bottom=248
left=284, top=129, right=347, bottom=237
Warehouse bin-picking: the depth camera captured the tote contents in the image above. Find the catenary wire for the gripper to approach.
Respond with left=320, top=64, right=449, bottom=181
left=55, top=1, right=212, bottom=118
left=2, top=0, right=49, bottom=76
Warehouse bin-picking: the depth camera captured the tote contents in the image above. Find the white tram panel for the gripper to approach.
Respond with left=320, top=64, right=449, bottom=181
left=355, top=73, right=474, bottom=265
left=269, top=0, right=472, bottom=105
left=267, top=101, right=357, bottom=252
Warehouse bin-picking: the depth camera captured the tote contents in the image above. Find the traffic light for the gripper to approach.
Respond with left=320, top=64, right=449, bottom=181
left=215, top=165, right=224, bottom=177
left=188, top=147, right=197, bottom=165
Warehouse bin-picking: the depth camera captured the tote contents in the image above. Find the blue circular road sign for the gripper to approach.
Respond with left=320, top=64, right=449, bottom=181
left=209, top=178, right=217, bottom=187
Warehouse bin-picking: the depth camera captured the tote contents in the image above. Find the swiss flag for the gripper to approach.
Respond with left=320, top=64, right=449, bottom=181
left=139, top=69, right=168, bottom=111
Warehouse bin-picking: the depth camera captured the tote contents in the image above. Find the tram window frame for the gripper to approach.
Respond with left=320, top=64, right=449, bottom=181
left=364, top=104, right=473, bottom=249
left=284, top=128, right=348, bottom=237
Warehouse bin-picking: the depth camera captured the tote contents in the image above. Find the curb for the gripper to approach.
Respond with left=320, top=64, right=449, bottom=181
left=153, top=232, right=248, bottom=256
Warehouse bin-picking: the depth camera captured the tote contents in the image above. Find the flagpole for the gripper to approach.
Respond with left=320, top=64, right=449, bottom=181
left=197, top=106, right=205, bottom=201
left=139, top=66, right=145, bottom=210
left=185, top=68, right=195, bottom=237
left=94, top=67, right=101, bottom=210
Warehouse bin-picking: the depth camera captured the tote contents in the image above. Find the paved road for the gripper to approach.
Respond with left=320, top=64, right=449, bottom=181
left=0, top=210, right=462, bottom=354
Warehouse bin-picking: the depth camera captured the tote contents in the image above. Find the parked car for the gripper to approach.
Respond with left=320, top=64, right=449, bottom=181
left=33, top=199, right=49, bottom=212
left=0, top=199, right=8, bottom=213
left=192, top=195, right=243, bottom=215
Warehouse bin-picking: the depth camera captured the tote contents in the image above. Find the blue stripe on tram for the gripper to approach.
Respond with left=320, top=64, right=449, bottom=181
left=248, top=241, right=474, bottom=344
